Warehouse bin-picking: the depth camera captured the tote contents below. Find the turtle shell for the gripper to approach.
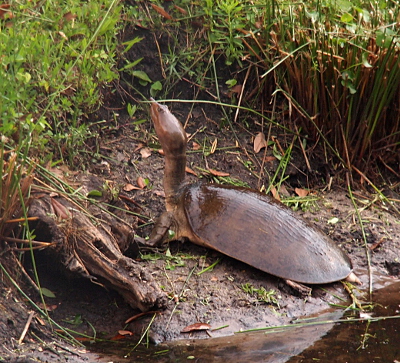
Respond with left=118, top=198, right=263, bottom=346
left=182, top=183, right=352, bottom=284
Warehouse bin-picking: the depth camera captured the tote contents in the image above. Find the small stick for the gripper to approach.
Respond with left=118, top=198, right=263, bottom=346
left=295, top=124, right=311, bottom=172
left=369, top=237, right=386, bottom=251
left=18, top=311, right=35, bottom=344
left=2, top=236, right=55, bottom=246
left=153, top=33, right=166, bottom=79
left=233, top=65, right=251, bottom=124
left=4, top=217, right=39, bottom=223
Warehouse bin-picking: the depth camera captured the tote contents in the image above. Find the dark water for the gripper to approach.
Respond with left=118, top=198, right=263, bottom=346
left=90, top=281, right=400, bottom=363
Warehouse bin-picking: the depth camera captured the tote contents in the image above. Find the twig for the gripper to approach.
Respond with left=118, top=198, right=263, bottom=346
left=18, top=311, right=34, bottom=344
left=233, top=65, right=251, bottom=123
left=2, top=236, right=55, bottom=246
left=369, top=237, right=386, bottom=251
left=342, top=283, right=364, bottom=311
left=153, top=32, right=166, bottom=79
left=295, top=124, right=311, bottom=172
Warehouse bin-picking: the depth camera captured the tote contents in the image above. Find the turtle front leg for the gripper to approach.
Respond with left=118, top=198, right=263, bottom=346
left=143, top=211, right=174, bottom=247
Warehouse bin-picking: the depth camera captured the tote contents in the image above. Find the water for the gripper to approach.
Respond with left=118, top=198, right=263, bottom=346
left=90, top=280, right=400, bottom=362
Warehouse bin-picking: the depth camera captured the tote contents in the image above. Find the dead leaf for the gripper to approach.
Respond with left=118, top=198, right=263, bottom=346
left=118, top=330, right=134, bottom=336
left=264, top=156, right=276, bottom=163
left=37, top=303, right=58, bottom=311
left=185, top=166, right=197, bottom=176
left=63, top=11, right=76, bottom=22
left=125, top=311, right=162, bottom=324
left=173, top=5, right=187, bottom=14
left=254, top=132, right=267, bottom=153
left=123, top=183, right=140, bottom=192
left=181, top=322, right=211, bottom=333
left=154, top=190, right=165, bottom=198
left=295, top=188, right=309, bottom=197
left=137, top=176, right=147, bottom=189
left=0, top=4, right=13, bottom=20
left=208, top=168, right=230, bottom=177
left=59, top=31, right=68, bottom=40
left=110, top=334, right=126, bottom=341
left=278, top=184, right=290, bottom=197
left=210, top=276, right=218, bottom=282
left=210, top=138, right=218, bottom=154
left=270, top=185, right=281, bottom=201
left=228, top=84, right=243, bottom=97
left=150, top=3, right=174, bottom=20
left=140, top=147, right=152, bottom=159
left=192, top=141, right=201, bottom=150
left=51, top=198, right=70, bottom=219
left=133, top=143, right=144, bottom=153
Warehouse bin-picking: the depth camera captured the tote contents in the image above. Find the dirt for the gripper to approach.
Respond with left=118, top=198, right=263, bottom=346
left=1, top=26, right=400, bottom=362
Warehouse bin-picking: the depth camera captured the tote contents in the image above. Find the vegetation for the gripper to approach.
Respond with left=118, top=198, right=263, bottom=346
left=1, top=0, right=399, bottom=175
left=0, top=0, right=121, bottom=164
left=134, top=0, right=400, bottom=177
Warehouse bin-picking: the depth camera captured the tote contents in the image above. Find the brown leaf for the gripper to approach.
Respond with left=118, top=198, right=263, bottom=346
left=51, top=198, right=70, bottom=219
left=110, top=334, right=126, bottom=341
left=140, top=147, right=152, bottom=159
left=192, top=141, right=201, bottom=150
left=254, top=132, right=267, bottom=153
left=181, top=322, right=211, bottom=333
left=278, top=184, right=290, bottom=197
left=0, top=4, right=13, bottom=20
left=63, top=11, right=76, bottom=21
left=133, top=143, right=144, bottom=153
left=228, top=84, right=243, bottom=97
left=118, top=330, right=134, bottom=336
left=185, top=166, right=197, bottom=176
left=150, top=3, right=174, bottom=20
left=210, top=276, right=218, bottom=282
left=123, top=183, right=140, bottom=192
left=154, top=190, right=165, bottom=198
left=173, top=5, right=187, bottom=15
left=37, top=303, right=58, bottom=311
left=295, top=188, right=309, bottom=197
left=208, top=168, right=230, bottom=177
left=264, top=156, right=276, bottom=163
left=125, top=311, right=162, bottom=324
left=270, top=186, right=281, bottom=201
left=137, top=176, right=147, bottom=189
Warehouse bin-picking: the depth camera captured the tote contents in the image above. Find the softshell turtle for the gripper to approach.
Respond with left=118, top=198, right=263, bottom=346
left=146, top=99, right=359, bottom=285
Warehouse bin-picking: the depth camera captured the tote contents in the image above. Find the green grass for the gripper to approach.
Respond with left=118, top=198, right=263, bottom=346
left=0, top=0, right=121, bottom=164
left=136, top=0, right=400, bottom=177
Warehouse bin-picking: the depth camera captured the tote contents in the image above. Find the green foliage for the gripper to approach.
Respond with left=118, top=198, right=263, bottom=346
left=242, top=283, right=280, bottom=307
left=0, top=0, right=121, bottom=163
left=144, top=0, right=400, bottom=175
left=269, top=0, right=400, bottom=169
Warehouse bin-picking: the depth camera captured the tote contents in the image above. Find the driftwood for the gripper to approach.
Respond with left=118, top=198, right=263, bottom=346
left=27, top=186, right=167, bottom=312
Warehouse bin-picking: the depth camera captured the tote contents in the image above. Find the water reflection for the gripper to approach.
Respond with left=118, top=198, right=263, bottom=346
left=288, top=280, right=400, bottom=362
left=89, top=281, right=400, bottom=363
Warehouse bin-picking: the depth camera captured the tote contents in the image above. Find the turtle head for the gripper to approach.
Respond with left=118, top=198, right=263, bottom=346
left=150, top=99, right=187, bottom=157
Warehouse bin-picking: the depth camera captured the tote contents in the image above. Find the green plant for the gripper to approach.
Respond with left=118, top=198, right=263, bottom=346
left=255, top=0, right=400, bottom=173
left=0, top=0, right=121, bottom=164
left=241, top=283, right=280, bottom=307
left=148, top=0, right=400, bottom=178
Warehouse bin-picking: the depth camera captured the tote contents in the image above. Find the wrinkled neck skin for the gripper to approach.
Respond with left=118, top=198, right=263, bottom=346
left=164, top=152, right=186, bottom=212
